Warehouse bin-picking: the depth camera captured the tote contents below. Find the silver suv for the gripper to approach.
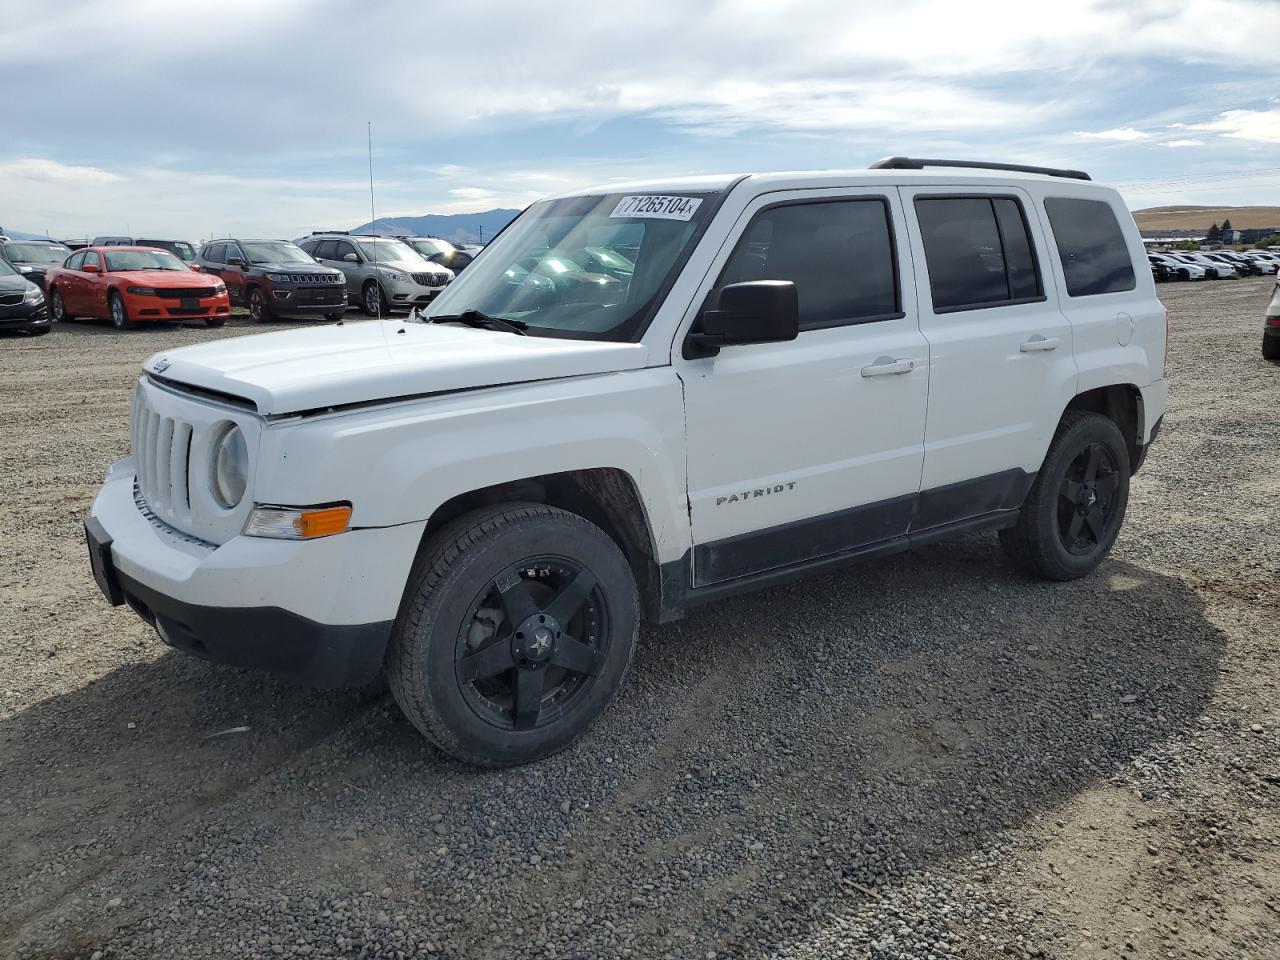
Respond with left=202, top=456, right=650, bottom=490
left=299, top=233, right=453, bottom=315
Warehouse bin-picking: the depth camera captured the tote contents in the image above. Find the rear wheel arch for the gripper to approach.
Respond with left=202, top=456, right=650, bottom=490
left=418, top=468, right=663, bottom=623
left=1061, top=384, right=1144, bottom=474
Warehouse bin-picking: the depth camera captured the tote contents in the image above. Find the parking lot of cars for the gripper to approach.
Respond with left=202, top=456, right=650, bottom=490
left=0, top=276, right=1276, bottom=959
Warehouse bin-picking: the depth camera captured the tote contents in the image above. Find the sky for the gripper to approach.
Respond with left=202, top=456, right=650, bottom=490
left=2, top=0, right=1279, bottom=241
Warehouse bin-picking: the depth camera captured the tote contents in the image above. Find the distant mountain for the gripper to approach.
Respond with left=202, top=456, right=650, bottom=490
left=349, top=208, right=520, bottom=244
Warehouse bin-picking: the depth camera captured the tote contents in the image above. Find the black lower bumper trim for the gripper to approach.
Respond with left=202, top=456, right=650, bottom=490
left=116, top=570, right=390, bottom=689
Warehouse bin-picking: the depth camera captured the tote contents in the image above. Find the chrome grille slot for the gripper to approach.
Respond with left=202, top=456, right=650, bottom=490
left=171, top=422, right=193, bottom=510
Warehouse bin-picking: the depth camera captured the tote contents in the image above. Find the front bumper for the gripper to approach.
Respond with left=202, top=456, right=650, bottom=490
left=0, top=302, right=49, bottom=330
left=126, top=291, right=231, bottom=322
left=268, top=283, right=348, bottom=315
left=384, top=277, right=447, bottom=309
left=87, top=458, right=426, bottom=688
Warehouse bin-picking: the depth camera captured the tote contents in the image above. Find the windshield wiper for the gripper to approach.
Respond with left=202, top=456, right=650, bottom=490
left=428, top=309, right=528, bottom=335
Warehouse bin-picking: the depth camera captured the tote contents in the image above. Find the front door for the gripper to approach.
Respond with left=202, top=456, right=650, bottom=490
left=677, top=189, right=930, bottom=587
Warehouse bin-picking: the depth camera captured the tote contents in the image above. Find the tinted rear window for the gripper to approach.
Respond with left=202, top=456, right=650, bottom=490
left=914, top=196, right=1043, bottom=311
left=1044, top=197, right=1136, bottom=296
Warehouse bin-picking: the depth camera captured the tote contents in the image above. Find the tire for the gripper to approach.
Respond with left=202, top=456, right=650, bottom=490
left=108, top=291, right=136, bottom=331
left=1000, top=411, right=1131, bottom=581
left=49, top=287, right=73, bottom=322
left=206, top=317, right=226, bottom=328
left=388, top=502, right=639, bottom=767
left=1177, top=269, right=1190, bottom=282
left=1264, top=334, right=1280, bottom=363
left=362, top=280, right=388, bottom=316
left=247, top=287, right=272, bottom=323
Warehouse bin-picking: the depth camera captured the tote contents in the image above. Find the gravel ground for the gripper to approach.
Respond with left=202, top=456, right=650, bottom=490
left=1, top=280, right=1277, bottom=960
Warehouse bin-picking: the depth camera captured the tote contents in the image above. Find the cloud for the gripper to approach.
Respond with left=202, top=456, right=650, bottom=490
left=448, top=187, right=499, bottom=201
left=0, top=158, right=123, bottom=184
left=1074, top=127, right=1152, bottom=142
left=1162, top=138, right=1204, bottom=148
left=1189, top=107, right=1280, bottom=143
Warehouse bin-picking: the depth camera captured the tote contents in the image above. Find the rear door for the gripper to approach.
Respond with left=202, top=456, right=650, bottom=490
left=900, top=187, right=1077, bottom=519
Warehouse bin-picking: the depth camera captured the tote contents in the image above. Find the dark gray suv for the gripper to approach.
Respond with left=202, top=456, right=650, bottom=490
left=195, top=239, right=348, bottom=322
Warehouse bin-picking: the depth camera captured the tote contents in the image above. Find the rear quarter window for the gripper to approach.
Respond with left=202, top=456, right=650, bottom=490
left=1044, top=197, right=1136, bottom=297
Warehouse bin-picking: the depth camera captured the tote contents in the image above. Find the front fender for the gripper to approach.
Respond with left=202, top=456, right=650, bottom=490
left=253, top=368, right=691, bottom=564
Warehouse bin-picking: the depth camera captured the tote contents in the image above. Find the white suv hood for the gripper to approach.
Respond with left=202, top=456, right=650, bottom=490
left=146, top=320, right=650, bottom=416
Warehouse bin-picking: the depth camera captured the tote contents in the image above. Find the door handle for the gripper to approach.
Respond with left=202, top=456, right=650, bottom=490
left=861, top=357, right=916, bottom=377
left=1019, top=335, right=1060, bottom=353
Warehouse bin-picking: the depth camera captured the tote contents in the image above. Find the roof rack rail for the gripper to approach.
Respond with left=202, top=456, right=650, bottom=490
left=870, top=156, right=1091, bottom=181
left=310, top=229, right=350, bottom=235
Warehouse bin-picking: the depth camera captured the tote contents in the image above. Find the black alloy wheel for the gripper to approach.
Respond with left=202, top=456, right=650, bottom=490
left=1000, top=411, right=1130, bottom=580
left=456, top=558, right=609, bottom=733
left=1056, top=442, right=1121, bottom=555
left=387, top=502, right=639, bottom=767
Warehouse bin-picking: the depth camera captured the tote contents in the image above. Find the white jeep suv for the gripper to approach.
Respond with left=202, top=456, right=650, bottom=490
left=86, top=158, right=1168, bottom=767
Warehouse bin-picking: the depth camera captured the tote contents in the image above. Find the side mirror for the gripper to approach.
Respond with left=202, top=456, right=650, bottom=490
left=83, top=262, right=100, bottom=274
left=685, top=280, right=799, bottom=358
left=343, top=252, right=359, bottom=263
left=226, top=255, right=244, bottom=266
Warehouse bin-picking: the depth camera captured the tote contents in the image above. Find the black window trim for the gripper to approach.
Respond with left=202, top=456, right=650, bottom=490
left=711, top=193, right=907, bottom=333
left=1043, top=195, right=1138, bottom=299
left=913, top=192, right=1048, bottom=315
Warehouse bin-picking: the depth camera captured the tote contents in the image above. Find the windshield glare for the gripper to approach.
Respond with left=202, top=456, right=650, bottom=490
left=357, top=239, right=419, bottom=262
left=242, top=241, right=313, bottom=264
left=103, top=250, right=187, bottom=271
left=139, top=240, right=196, bottom=261
left=6, top=243, right=70, bottom=264
left=409, top=238, right=453, bottom=256
left=421, top=192, right=717, bottom=340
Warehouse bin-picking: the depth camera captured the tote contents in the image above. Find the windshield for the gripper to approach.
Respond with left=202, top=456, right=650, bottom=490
left=420, top=191, right=719, bottom=340
left=242, top=241, right=314, bottom=264
left=409, top=238, right=453, bottom=256
left=0, top=258, right=17, bottom=277
left=357, top=238, right=420, bottom=263
left=138, top=240, right=196, bottom=261
left=5, top=243, right=70, bottom=264
left=103, top=249, right=188, bottom=271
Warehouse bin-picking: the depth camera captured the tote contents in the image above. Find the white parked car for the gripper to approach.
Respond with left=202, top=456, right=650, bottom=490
left=1169, top=252, right=1234, bottom=279
left=1149, top=252, right=1206, bottom=280
left=86, top=158, right=1168, bottom=766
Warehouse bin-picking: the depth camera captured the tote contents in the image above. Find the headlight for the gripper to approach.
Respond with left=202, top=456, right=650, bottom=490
left=126, top=286, right=157, bottom=296
left=379, top=268, right=406, bottom=282
left=17, top=265, right=34, bottom=274
left=23, top=284, right=44, bottom=303
left=211, top=424, right=249, bottom=509
left=265, top=273, right=293, bottom=282
left=211, top=282, right=227, bottom=294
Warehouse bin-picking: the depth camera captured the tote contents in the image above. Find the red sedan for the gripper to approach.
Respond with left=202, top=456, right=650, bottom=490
left=46, top=246, right=231, bottom=330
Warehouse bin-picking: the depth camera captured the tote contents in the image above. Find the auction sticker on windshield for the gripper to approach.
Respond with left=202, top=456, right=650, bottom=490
left=610, top=195, right=703, bottom=221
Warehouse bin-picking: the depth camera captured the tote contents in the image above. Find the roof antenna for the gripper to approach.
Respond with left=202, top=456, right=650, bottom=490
left=368, top=120, right=387, bottom=325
